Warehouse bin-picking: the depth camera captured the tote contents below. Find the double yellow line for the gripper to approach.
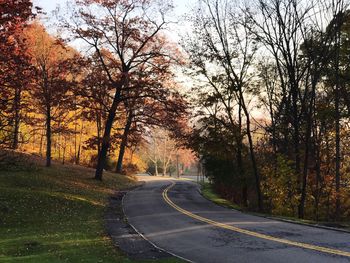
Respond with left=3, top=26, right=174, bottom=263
left=162, top=182, right=350, bottom=258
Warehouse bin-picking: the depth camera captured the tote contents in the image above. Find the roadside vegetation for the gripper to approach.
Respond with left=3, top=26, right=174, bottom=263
left=201, top=183, right=241, bottom=211
left=186, top=0, right=350, bottom=222
left=0, top=151, right=183, bottom=263
left=201, top=182, right=350, bottom=232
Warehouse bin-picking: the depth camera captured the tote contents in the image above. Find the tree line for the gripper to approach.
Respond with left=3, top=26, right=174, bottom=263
left=0, top=0, right=188, bottom=180
left=186, top=0, right=350, bottom=221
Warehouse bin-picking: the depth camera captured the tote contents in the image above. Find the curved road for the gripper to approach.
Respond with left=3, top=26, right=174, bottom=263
left=123, top=177, right=350, bottom=263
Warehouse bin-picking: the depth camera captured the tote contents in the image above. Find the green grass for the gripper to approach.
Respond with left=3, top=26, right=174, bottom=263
left=201, top=183, right=241, bottom=211
left=0, top=151, right=183, bottom=263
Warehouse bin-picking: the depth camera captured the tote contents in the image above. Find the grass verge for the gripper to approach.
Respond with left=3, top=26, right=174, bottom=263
left=200, top=182, right=350, bottom=232
left=200, top=183, right=241, bottom=211
left=0, top=151, right=183, bottom=263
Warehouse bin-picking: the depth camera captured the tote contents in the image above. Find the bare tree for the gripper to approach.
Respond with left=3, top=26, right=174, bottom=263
left=185, top=0, right=263, bottom=210
left=249, top=0, right=348, bottom=218
left=146, top=128, right=178, bottom=176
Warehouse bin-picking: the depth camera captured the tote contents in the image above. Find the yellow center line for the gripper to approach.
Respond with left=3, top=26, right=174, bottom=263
left=162, top=182, right=350, bottom=258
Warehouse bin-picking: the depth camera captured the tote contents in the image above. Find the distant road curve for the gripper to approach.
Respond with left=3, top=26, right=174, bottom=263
left=123, top=177, right=350, bottom=263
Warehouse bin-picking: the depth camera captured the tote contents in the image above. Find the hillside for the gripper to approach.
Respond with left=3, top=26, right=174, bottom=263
left=0, top=150, right=138, bottom=262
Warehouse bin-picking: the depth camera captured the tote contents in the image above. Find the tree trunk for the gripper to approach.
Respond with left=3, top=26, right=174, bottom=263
left=116, top=110, right=133, bottom=173
left=237, top=103, right=247, bottom=206
left=246, top=115, right=263, bottom=211
left=12, top=86, right=21, bottom=150
left=95, top=92, right=121, bottom=180
left=292, top=82, right=301, bottom=175
left=95, top=108, right=117, bottom=180
left=314, top=135, right=321, bottom=221
left=155, top=162, right=159, bottom=176
left=298, top=121, right=310, bottom=219
left=96, top=110, right=102, bottom=155
left=74, top=120, right=77, bottom=164
left=46, top=105, right=51, bottom=167
left=335, top=27, right=341, bottom=220
left=335, top=69, right=341, bottom=220
left=240, top=93, right=263, bottom=211
left=176, top=154, right=180, bottom=178
left=162, top=136, right=169, bottom=177
left=76, top=123, right=83, bottom=165
left=62, top=139, right=66, bottom=165
left=39, top=130, right=44, bottom=156
left=299, top=81, right=316, bottom=219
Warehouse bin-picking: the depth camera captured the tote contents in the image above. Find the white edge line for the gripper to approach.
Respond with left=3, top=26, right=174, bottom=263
left=121, top=181, right=196, bottom=263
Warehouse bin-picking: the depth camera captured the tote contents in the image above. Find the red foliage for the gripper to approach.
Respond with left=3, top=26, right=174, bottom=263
left=0, top=0, right=36, bottom=145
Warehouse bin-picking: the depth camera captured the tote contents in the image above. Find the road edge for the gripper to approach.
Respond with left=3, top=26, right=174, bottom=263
left=122, top=180, right=195, bottom=263
left=104, top=181, right=177, bottom=261
left=197, top=183, right=350, bottom=235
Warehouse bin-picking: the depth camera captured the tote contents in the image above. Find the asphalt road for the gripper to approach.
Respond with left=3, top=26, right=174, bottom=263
left=123, top=177, right=350, bottom=263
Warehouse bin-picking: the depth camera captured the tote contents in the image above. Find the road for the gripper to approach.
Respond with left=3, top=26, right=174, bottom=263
left=123, top=177, right=350, bottom=263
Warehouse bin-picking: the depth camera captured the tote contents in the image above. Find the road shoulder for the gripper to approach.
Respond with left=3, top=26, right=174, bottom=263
left=199, top=182, right=350, bottom=234
left=105, top=182, right=182, bottom=261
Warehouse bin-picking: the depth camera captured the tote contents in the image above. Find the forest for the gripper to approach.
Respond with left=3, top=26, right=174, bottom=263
left=1, top=0, right=350, bottom=226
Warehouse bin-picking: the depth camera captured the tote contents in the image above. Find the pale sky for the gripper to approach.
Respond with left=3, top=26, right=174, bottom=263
left=32, top=0, right=194, bottom=43
left=33, top=0, right=193, bottom=15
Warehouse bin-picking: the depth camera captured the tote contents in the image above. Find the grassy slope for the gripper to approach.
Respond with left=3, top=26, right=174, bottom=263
left=0, top=152, right=182, bottom=263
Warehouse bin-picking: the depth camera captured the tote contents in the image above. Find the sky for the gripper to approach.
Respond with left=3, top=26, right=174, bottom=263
left=31, top=0, right=196, bottom=100
left=33, top=0, right=193, bottom=15
left=32, top=0, right=194, bottom=42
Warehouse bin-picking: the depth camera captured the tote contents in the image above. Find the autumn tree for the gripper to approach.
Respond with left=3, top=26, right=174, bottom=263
left=75, top=53, right=112, bottom=162
left=25, top=23, right=80, bottom=167
left=63, top=0, right=179, bottom=180
left=114, top=57, right=188, bottom=174
left=0, top=0, right=36, bottom=148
